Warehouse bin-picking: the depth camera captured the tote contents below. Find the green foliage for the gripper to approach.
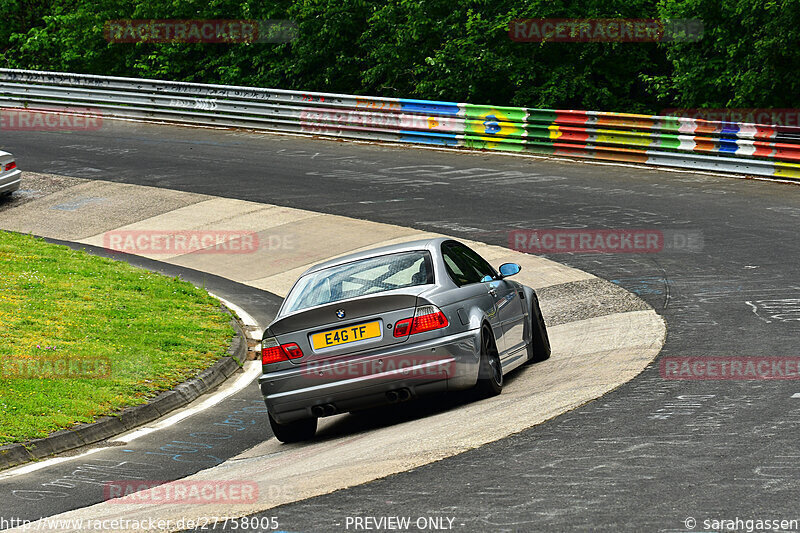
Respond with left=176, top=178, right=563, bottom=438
left=0, top=0, right=797, bottom=112
left=359, top=0, right=665, bottom=111
left=653, top=0, right=800, bottom=108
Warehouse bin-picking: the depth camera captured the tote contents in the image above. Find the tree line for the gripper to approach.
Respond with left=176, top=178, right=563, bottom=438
left=1, top=0, right=797, bottom=114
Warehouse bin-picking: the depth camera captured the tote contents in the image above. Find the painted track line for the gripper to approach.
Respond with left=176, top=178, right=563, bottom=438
left=0, top=361, right=262, bottom=479
left=111, top=361, right=262, bottom=444
left=209, top=291, right=264, bottom=342
left=0, top=447, right=110, bottom=481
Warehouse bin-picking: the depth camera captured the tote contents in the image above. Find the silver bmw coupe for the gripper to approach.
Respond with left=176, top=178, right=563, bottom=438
left=259, top=237, right=550, bottom=442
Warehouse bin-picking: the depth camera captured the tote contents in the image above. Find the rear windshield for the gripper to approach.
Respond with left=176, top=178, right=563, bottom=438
left=280, top=251, right=433, bottom=315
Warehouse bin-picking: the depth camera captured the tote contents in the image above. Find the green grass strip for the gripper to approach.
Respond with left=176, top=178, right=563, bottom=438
left=0, top=231, right=236, bottom=445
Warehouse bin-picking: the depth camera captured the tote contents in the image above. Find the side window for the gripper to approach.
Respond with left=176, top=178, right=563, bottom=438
left=442, top=252, right=469, bottom=285
left=441, top=242, right=484, bottom=286
left=456, top=244, right=498, bottom=280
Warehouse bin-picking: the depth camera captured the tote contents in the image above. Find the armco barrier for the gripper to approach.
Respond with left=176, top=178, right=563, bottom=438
left=2, top=68, right=799, bottom=180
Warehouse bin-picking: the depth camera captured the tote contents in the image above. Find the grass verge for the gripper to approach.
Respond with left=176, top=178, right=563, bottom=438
left=0, top=231, right=236, bottom=445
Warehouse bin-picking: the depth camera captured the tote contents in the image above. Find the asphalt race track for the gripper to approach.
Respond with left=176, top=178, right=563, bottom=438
left=3, top=120, right=800, bottom=532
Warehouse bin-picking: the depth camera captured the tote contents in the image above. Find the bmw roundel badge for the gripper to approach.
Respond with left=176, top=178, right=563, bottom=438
left=336, top=309, right=346, bottom=319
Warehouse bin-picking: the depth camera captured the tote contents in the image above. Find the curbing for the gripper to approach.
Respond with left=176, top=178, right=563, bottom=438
left=0, top=316, right=247, bottom=471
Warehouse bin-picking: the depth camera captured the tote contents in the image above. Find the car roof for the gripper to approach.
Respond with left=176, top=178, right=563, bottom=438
left=302, top=237, right=451, bottom=276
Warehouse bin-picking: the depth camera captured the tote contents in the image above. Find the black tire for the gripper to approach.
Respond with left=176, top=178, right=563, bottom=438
left=475, top=327, right=503, bottom=397
left=269, top=412, right=317, bottom=443
left=526, top=291, right=551, bottom=363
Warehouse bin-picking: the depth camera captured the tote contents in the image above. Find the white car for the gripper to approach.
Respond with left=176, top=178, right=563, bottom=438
left=0, top=150, right=21, bottom=197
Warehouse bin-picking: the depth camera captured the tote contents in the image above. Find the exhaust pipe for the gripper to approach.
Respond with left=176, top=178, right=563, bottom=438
left=311, top=404, right=338, bottom=417
left=387, top=389, right=412, bottom=403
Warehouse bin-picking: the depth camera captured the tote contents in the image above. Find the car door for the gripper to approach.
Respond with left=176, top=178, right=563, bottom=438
left=455, top=243, right=527, bottom=358
left=442, top=241, right=514, bottom=354
left=440, top=242, right=504, bottom=351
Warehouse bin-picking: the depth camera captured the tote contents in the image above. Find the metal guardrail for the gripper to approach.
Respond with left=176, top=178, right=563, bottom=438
left=2, top=68, right=799, bottom=180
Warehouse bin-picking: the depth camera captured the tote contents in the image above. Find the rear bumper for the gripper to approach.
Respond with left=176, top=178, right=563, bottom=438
left=0, top=169, right=21, bottom=195
left=259, top=328, right=481, bottom=423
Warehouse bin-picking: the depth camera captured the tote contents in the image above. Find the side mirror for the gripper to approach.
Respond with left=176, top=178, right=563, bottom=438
left=498, top=263, right=521, bottom=278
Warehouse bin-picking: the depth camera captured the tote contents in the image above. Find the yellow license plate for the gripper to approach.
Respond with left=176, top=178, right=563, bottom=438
left=311, top=321, right=382, bottom=350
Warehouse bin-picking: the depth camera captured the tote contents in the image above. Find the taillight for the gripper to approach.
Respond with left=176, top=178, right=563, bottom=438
left=261, top=337, right=305, bottom=365
left=393, top=305, right=449, bottom=338
left=262, top=337, right=287, bottom=365
left=393, top=318, right=413, bottom=338
left=410, top=305, right=449, bottom=334
left=3, top=161, right=16, bottom=172
left=282, top=343, right=304, bottom=359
